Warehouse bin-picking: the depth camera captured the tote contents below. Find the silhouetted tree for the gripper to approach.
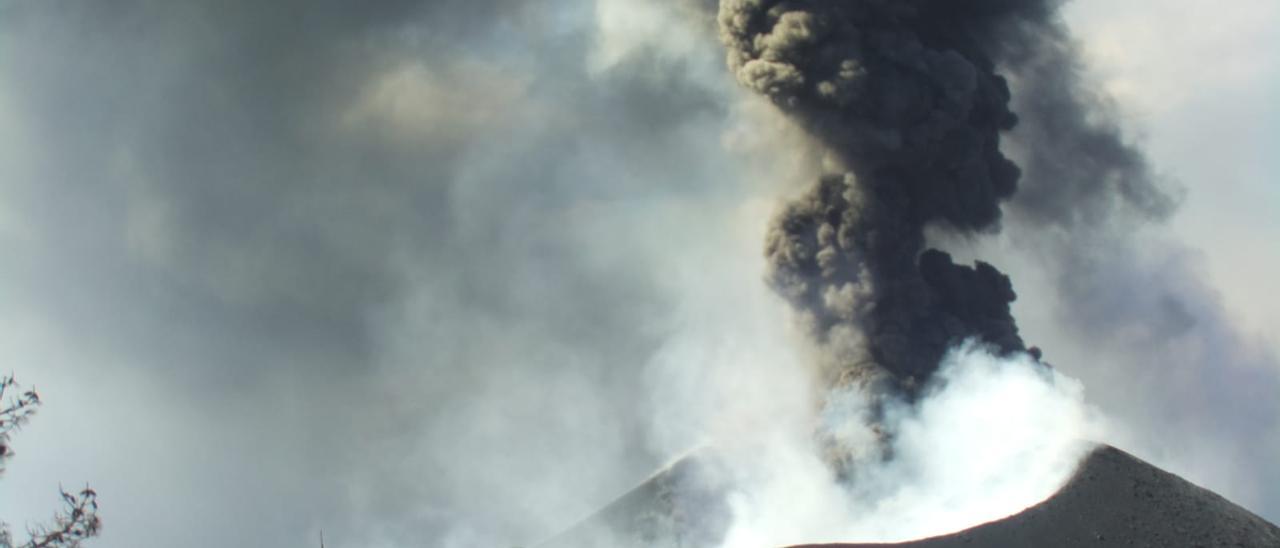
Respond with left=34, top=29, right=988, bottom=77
left=0, top=375, right=100, bottom=548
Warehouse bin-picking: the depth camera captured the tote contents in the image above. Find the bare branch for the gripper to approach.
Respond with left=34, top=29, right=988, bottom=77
left=20, top=487, right=101, bottom=548
left=0, top=374, right=41, bottom=474
left=0, top=376, right=101, bottom=548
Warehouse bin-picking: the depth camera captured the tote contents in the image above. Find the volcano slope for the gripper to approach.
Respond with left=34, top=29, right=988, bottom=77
left=798, top=445, right=1280, bottom=548
left=535, top=450, right=732, bottom=548
left=538, top=445, right=1280, bottom=548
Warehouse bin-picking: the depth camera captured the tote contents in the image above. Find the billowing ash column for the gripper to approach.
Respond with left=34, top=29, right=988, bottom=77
left=719, top=0, right=1053, bottom=393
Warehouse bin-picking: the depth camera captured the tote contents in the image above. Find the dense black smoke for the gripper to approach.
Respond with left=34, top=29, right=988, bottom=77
left=716, top=0, right=1085, bottom=391
left=708, top=0, right=1280, bottom=531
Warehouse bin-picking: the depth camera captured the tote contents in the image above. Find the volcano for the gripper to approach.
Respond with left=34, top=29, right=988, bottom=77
left=538, top=445, right=1280, bottom=548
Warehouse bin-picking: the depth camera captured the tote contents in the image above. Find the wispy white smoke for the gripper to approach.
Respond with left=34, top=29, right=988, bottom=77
left=704, top=342, right=1103, bottom=547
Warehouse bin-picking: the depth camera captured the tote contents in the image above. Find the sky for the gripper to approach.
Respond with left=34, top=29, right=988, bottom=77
left=0, top=1, right=1277, bottom=547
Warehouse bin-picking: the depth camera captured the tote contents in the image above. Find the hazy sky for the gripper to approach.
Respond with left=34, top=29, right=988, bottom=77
left=0, top=1, right=1276, bottom=547
left=1066, top=0, right=1280, bottom=335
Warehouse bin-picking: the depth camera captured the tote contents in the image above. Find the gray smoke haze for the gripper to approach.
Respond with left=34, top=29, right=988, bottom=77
left=0, top=1, right=753, bottom=545
left=921, top=0, right=1280, bottom=523
left=1, top=0, right=1277, bottom=546
left=942, top=3, right=1280, bottom=517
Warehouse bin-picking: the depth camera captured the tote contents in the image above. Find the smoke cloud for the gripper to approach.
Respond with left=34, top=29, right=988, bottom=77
left=698, top=0, right=1280, bottom=543
left=0, top=0, right=1276, bottom=547
left=717, top=0, right=1056, bottom=392
left=956, top=0, right=1280, bottom=517
left=713, top=342, right=1101, bottom=547
left=0, top=1, right=745, bottom=545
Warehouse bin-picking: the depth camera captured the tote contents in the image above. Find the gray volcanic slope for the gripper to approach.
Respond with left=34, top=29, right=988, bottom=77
left=536, top=451, right=731, bottom=548
left=539, top=445, right=1280, bottom=548
left=797, top=445, right=1280, bottom=548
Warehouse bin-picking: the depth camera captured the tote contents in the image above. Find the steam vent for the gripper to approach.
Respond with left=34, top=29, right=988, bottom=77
left=537, top=445, right=1280, bottom=548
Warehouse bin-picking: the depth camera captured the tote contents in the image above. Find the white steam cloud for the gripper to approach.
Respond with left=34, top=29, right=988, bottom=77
left=638, top=265, right=1108, bottom=548
left=703, top=343, right=1103, bottom=547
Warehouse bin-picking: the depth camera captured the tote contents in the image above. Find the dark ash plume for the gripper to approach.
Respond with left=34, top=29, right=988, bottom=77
left=996, top=16, right=1178, bottom=230
left=719, top=0, right=1065, bottom=391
